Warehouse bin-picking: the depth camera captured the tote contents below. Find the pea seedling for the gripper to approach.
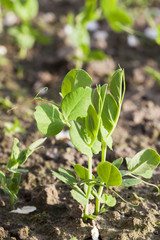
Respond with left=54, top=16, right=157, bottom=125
left=34, top=68, right=160, bottom=222
left=66, top=0, right=106, bottom=68
left=1, top=0, right=50, bottom=58
left=0, top=137, right=46, bottom=206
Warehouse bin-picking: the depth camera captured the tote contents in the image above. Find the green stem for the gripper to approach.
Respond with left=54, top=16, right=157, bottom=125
left=109, top=187, right=139, bottom=207
left=83, top=155, right=92, bottom=222
left=95, top=141, right=107, bottom=215
left=130, top=174, right=160, bottom=195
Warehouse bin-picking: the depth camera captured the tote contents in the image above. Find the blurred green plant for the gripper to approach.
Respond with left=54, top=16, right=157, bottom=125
left=1, top=0, right=50, bottom=58
left=0, top=137, right=46, bottom=206
left=66, top=0, right=132, bottom=68
left=0, top=97, right=13, bottom=110
left=3, top=117, right=26, bottom=136
left=145, top=66, right=160, bottom=84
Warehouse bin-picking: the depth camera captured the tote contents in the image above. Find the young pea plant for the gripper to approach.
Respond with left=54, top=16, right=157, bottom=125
left=65, top=0, right=133, bottom=68
left=1, top=0, right=50, bottom=58
left=65, top=0, right=106, bottom=68
left=0, top=137, right=46, bottom=206
left=34, top=68, right=160, bottom=222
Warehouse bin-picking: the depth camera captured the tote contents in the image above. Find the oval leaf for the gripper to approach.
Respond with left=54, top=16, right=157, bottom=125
left=85, top=104, right=99, bottom=145
left=69, top=121, right=92, bottom=158
left=71, top=189, right=87, bottom=205
left=62, top=87, right=92, bottom=121
left=34, top=104, right=65, bottom=136
left=121, top=178, right=142, bottom=187
left=74, top=164, right=89, bottom=180
left=126, top=149, right=160, bottom=178
left=101, top=94, right=118, bottom=132
left=61, top=69, right=92, bottom=97
left=97, top=161, right=122, bottom=186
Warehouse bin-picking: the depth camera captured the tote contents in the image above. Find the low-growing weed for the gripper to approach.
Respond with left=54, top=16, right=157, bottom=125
left=34, top=68, right=160, bottom=222
left=0, top=137, right=46, bottom=206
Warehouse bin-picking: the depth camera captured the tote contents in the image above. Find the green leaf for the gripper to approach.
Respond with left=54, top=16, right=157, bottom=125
left=17, top=138, right=46, bottom=165
left=74, top=164, right=88, bottom=180
left=7, top=173, right=21, bottom=195
left=62, top=87, right=92, bottom=121
left=34, top=104, right=65, bottom=136
left=85, top=104, right=99, bottom=145
left=74, top=164, right=94, bottom=180
left=100, top=124, right=113, bottom=149
left=12, top=0, right=38, bottom=21
left=107, top=9, right=132, bottom=32
left=100, top=0, right=117, bottom=17
left=97, top=161, right=122, bottom=186
left=87, top=50, right=107, bottom=62
left=101, top=193, right=116, bottom=207
left=59, top=167, right=77, bottom=181
left=121, top=178, right=142, bottom=187
left=28, top=137, right=46, bottom=150
left=109, top=68, right=123, bottom=104
left=51, top=169, right=78, bottom=186
left=91, top=137, right=101, bottom=154
left=61, top=69, right=92, bottom=97
left=7, top=168, right=28, bottom=174
left=100, top=84, right=108, bottom=103
left=69, top=121, right=92, bottom=158
left=112, top=157, right=123, bottom=169
left=92, top=85, right=102, bottom=115
left=1, top=0, right=14, bottom=9
left=101, top=94, right=118, bottom=133
left=71, top=189, right=88, bottom=205
left=0, top=171, right=6, bottom=186
left=120, top=170, right=130, bottom=177
left=126, top=149, right=160, bottom=178
left=7, top=138, right=20, bottom=170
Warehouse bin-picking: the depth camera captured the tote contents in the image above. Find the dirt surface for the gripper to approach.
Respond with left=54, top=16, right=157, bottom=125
left=0, top=0, right=160, bottom=239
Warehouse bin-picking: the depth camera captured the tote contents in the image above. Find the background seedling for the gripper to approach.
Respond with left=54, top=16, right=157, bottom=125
left=0, top=137, right=46, bottom=206
left=3, top=117, right=26, bottom=136
left=1, top=0, right=50, bottom=58
left=145, top=66, right=160, bottom=84
left=65, top=0, right=132, bottom=68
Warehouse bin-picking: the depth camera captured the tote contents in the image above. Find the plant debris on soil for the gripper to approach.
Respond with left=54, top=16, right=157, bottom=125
left=0, top=0, right=160, bottom=239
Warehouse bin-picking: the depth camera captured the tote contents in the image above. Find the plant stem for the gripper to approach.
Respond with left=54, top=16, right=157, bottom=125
left=83, top=155, right=92, bottom=222
left=95, top=141, right=107, bottom=215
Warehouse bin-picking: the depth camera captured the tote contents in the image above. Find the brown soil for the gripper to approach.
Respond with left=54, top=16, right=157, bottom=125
left=0, top=0, right=160, bottom=239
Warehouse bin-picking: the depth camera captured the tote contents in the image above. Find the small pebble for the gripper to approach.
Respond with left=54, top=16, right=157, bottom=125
left=0, top=199, right=5, bottom=207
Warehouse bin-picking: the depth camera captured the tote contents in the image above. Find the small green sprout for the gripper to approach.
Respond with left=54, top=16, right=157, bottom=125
left=0, top=97, right=13, bottom=110
left=34, top=68, right=160, bottom=222
left=145, top=66, right=160, bottom=84
left=66, top=0, right=107, bottom=68
left=3, top=117, right=26, bottom=136
left=0, top=137, right=46, bottom=206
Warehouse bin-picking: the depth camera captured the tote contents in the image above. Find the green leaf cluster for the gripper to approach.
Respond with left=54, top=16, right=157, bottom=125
left=0, top=137, right=46, bottom=205
left=1, top=0, right=38, bottom=21
left=34, top=68, right=125, bottom=157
